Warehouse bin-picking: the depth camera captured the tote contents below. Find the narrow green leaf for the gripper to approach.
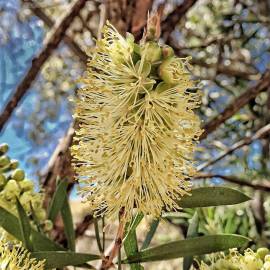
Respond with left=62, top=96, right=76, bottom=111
left=124, top=213, right=144, bottom=270
left=183, top=211, right=199, bottom=270
left=16, top=198, right=33, bottom=251
left=123, top=234, right=250, bottom=263
left=0, top=206, right=21, bottom=239
left=31, top=251, right=100, bottom=269
left=48, top=181, right=67, bottom=222
left=141, top=219, right=159, bottom=250
left=61, top=192, right=75, bottom=251
left=31, top=230, right=65, bottom=251
left=179, top=187, right=250, bottom=208
left=0, top=206, right=64, bottom=251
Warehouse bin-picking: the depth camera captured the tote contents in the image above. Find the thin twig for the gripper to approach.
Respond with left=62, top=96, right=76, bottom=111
left=198, top=123, right=270, bottom=171
left=22, top=0, right=88, bottom=65
left=201, top=69, right=270, bottom=139
left=0, top=0, right=88, bottom=132
left=100, top=208, right=125, bottom=270
left=195, top=173, right=270, bottom=192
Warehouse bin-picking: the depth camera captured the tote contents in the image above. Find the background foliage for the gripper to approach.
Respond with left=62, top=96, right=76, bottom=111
left=0, top=0, right=270, bottom=269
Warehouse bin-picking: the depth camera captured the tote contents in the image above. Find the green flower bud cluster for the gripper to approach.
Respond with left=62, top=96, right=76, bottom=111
left=199, top=247, right=270, bottom=270
left=0, top=143, right=50, bottom=232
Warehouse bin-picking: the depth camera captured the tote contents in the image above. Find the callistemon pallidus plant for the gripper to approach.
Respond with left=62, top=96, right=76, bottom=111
left=72, top=21, right=202, bottom=222
left=0, top=238, right=45, bottom=270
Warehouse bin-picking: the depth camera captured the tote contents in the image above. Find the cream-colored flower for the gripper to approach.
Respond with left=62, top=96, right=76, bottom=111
left=72, top=22, right=202, bottom=221
left=0, top=239, right=45, bottom=270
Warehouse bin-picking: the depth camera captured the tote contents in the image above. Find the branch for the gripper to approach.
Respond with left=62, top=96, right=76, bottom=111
left=0, top=0, right=88, bottom=132
left=201, top=69, right=270, bottom=139
left=198, top=123, right=270, bottom=171
left=22, top=0, right=88, bottom=65
left=40, top=124, right=75, bottom=206
left=161, top=0, right=198, bottom=41
left=195, top=173, right=270, bottom=192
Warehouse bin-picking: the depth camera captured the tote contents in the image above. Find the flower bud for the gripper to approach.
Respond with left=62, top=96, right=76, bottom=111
left=0, top=143, right=9, bottom=155
left=0, top=156, right=10, bottom=168
left=158, top=57, right=189, bottom=85
left=4, top=179, right=20, bottom=200
left=140, top=42, right=162, bottom=63
left=43, top=219, right=53, bottom=231
left=19, top=179, right=34, bottom=191
left=162, top=45, right=174, bottom=59
left=257, top=247, right=269, bottom=260
left=0, top=174, right=6, bottom=187
left=265, top=255, right=270, bottom=262
left=244, top=254, right=263, bottom=270
left=10, top=159, right=19, bottom=170
left=135, top=60, right=151, bottom=77
left=36, top=209, right=47, bottom=221
left=12, top=169, right=25, bottom=181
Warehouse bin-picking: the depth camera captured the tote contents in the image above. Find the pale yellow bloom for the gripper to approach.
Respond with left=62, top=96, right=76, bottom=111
left=199, top=248, right=270, bottom=270
left=72, top=22, right=202, bottom=221
left=0, top=239, right=45, bottom=270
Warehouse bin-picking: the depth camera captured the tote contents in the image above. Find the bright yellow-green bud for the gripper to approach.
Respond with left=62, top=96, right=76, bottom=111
left=0, top=156, right=10, bottom=167
left=43, top=220, right=53, bottom=231
left=19, top=179, right=34, bottom=191
left=12, top=169, right=25, bottom=181
left=244, top=254, right=263, bottom=270
left=0, top=174, right=6, bottom=186
left=158, top=57, right=190, bottom=85
left=257, top=247, right=270, bottom=260
left=141, top=42, right=162, bottom=63
left=4, top=179, right=20, bottom=199
left=265, top=255, right=270, bottom=262
left=10, top=159, right=19, bottom=170
left=135, top=60, right=151, bottom=77
left=0, top=143, right=9, bottom=155
left=36, top=209, right=46, bottom=221
left=162, top=45, right=174, bottom=59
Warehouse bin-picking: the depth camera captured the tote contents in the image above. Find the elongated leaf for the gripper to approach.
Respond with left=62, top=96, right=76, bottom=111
left=16, top=198, right=33, bottom=250
left=61, top=192, right=75, bottom=251
left=0, top=206, right=21, bottom=239
left=123, top=234, right=250, bottom=263
left=48, top=180, right=67, bottom=222
left=183, top=211, right=199, bottom=270
left=124, top=213, right=144, bottom=270
left=179, top=187, right=250, bottom=208
left=141, top=219, right=159, bottom=250
left=31, top=251, right=100, bottom=269
left=0, top=206, right=64, bottom=251
left=31, top=230, right=65, bottom=251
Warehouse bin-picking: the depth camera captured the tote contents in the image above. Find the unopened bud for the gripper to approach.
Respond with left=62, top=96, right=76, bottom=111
left=257, top=247, right=269, bottom=260
left=43, top=219, right=53, bottom=231
left=0, top=144, right=9, bottom=155
left=0, top=156, right=10, bottom=168
left=0, top=174, right=6, bottom=187
left=19, top=179, right=34, bottom=191
left=140, top=42, right=162, bottom=63
left=162, top=45, right=174, bottom=59
left=12, top=169, right=25, bottom=181
left=4, top=179, right=20, bottom=199
left=10, top=160, right=19, bottom=170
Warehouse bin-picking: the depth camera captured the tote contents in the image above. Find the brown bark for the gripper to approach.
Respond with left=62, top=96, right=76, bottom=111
left=22, top=0, right=88, bottom=65
left=0, top=0, right=88, bottom=132
left=201, top=69, right=270, bottom=139
left=161, top=0, right=198, bottom=41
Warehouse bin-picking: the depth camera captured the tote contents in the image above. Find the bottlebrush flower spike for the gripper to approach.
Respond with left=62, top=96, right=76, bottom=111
left=0, top=238, right=45, bottom=270
left=72, top=22, right=202, bottom=222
